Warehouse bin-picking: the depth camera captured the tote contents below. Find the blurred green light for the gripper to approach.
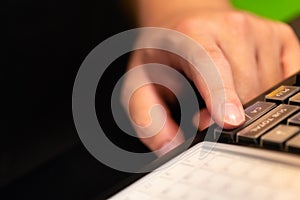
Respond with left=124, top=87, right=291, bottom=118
left=231, top=0, right=300, bottom=21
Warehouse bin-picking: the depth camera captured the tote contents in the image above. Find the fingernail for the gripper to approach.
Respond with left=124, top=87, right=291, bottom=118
left=223, top=103, right=245, bottom=126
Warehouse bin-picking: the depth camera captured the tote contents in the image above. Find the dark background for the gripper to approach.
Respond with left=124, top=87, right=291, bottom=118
left=3, top=1, right=150, bottom=199
left=3, top=1, right=300, bottom=199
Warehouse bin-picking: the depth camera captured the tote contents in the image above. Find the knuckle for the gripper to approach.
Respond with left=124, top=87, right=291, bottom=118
left=279, top=23, right=295, bottom=37
left=224, top=11, right=250, bottom=37
left=175, top=18, right=202, bottom=34
left=259, top=23, right=274, bottom=40
left=225, top=11, right=249, bottom=27
left=201, top=45, right=231, bottom=71
left=203, top=45, right=223, bottom=60
left=212, top=85, right=235, bottom=96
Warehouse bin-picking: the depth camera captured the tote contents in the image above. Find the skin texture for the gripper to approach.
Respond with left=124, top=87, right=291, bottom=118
left=123, top=0, right=300, bottom=156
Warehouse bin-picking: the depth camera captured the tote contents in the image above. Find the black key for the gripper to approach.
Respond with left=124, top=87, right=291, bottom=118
left=260, top=125, right=300, bottom=150
left=289, top=93, right=300, bottom=105
left=288, top=112, right=300, bottom=126
left=286, top=134, right=300, bottom=154
left=213, top=101, right=276, bottom=143
left=237, top=104, right=299, bottom=145
left=245, top=101, right=277, bottom=119
left=265, top=86, right=300, bottom=104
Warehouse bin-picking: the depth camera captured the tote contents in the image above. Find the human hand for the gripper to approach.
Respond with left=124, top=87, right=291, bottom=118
left=122, top=8, right=300, bottom=156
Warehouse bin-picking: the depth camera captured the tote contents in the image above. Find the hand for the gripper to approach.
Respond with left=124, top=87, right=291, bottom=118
left=122, top=8, right=300, bottom=156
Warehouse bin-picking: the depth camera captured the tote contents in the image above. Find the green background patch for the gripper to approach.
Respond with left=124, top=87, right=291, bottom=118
left=231, top=0, right=300, bottom=21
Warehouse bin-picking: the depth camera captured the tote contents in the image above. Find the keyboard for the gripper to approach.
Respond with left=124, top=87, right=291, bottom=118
left=110, top=142, right=300, bottom=200
left=213, top=73, right=300, bottom=154
left=108, top=73, right=300, bottom=200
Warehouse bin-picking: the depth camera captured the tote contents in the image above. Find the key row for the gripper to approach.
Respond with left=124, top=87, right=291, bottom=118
left=213, top=85, right=300, bottom=155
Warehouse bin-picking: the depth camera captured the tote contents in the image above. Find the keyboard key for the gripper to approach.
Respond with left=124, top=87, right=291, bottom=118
left=286, top=134, right=300, bottom=154
left=237, top=104, right=299, bottom=145
left=138, top=177, right=172, bottom=194
left=289, top=93, right=300, bottom=105
left=180, top=169, right=212, bottom=186
left=245, top=101, right=276, bottom=119
left=205, top=155, right=233, bottom=171
left=268, top=166, right=297, bottom=188
left=123, top=191, right=152, bottom=200
left=260, top=125, right=300, bottom=150
left=224, top=180, right=250, bottom=197
left=287, top=112, right=300, bottom=126
left=226, top=161, right=252, bottom=177
left=205, top=174, right=230, bottom=191
left=183, top=189, right=211, bottom=200
left=249, top=185, right=274, bottom=199
left=160, top=182, right=189, bottom=199
left=265, top=86, right=300, bottom=104
left=214, top=101, right=276, bottom=143
left=247, top=164, right=272, bottom=181
left=160, top=164, right=194, bottom=181
left=272, top=191, right=300, bottom=200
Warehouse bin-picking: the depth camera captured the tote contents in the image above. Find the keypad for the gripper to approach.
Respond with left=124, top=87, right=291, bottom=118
left=215, top=84, right=300, bottom=155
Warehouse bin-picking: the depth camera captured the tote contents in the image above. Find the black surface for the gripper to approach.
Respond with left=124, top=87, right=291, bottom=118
left=1, top=144, right=132, bottom=200
left=4, top=1, right=143, bottom=199
left=290, top=16, right=300, bottom=39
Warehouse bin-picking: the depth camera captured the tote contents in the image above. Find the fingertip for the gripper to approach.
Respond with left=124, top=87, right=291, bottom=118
left=221, top=102, right=245, bottom=129
left=155, top=130, right=185, bottom=157
left=196, top=101, right=245, bottom=130
left=138, top=114, right=185, bottom=157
